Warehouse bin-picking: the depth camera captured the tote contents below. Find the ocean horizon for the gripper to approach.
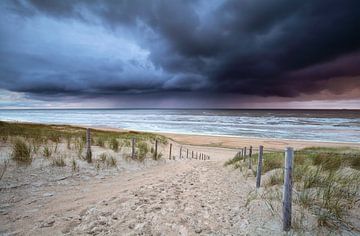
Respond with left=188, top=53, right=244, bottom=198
left=1, top=108, right=360, bottom=143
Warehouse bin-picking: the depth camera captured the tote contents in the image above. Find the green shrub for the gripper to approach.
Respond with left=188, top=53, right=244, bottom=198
left=11, top=139, right=32, bottom=165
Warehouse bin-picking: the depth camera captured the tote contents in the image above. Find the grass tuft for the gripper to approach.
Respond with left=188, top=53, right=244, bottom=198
left=52, top=155, right=66, bottom=167
left=11, top=138, right=32, bottom=165
left=110, top=138, right=119, bottom=152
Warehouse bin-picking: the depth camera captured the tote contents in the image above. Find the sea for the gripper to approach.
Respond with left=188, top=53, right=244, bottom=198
left=0, top=109, right=359, bottom=143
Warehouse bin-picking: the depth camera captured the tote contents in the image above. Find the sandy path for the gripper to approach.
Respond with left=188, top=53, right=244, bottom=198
left=1, top=144, right=284, bottom=235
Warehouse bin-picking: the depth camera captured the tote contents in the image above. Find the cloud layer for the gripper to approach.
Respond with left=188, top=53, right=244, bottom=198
left=0, top=0, right=359, bottom=107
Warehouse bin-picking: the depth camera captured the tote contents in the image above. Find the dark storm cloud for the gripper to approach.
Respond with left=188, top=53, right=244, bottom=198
left=1, top=0, right=360, bottom=101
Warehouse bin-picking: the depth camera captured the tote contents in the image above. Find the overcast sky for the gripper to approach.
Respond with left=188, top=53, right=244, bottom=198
left=0, top=0, right=359, bottom=108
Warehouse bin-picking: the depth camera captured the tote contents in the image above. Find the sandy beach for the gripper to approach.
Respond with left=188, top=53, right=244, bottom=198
left=0, top=122, right=359, bottom=235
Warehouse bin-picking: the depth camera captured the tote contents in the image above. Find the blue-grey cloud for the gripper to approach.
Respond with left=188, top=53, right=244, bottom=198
left=0, top=0, right=359, bottom=104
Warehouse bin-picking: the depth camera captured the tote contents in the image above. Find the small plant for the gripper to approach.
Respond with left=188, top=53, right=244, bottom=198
left=71, top=159, right=79, bottom=172
left=52, top=155, right=66, bottom=167
left=96, top=137, right=106, bottom=147
left=137, top=142, right=149, bottom=161
left=95, top=162, right=100, bottom=171
left=110, top=138, right=119, bottom=152
left=11, top=139, right=32, bottom=165
left=43, top=146, right=52, bottom=158
left=297, top=189, right=312, bottom=208
left=75, top=138, right=84, bottom=158
left=106, top=156, right=117, bottom=167
left=262, top=152, right=283, bottom=173
left=266, top=170, right=284, bottom=186
left=66, top=135, right=72, bottom=149
left=350, top=156, right=360, bottom=170
left=0, top=160, right=9, bottom=180
left=224, top=153, right=244, bottom=166
left=99, top=153, right=107, bottom=162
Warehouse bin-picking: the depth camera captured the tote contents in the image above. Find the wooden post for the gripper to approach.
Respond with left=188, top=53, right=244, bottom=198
left=256, top=145, right=263, bottom=188
left=192, top=150, right=194, bottom=159
left=86, top=128, right=92, bottom=163
left=179, top=146, right=182, bottom=159
left=283, top=147, right=294, bottom=231
left=131, top=138, right=136, bottom=159
left=154, top=140, right=158, bottom=160
left=169, top=143, right=172, bottom=160
left=248, top=145, right=252, bottom=169
left=196, top=152, right=198, bottom=159
left=186, top=149, right=189, bottom=159
left=243, top=147, right=247, bottom=162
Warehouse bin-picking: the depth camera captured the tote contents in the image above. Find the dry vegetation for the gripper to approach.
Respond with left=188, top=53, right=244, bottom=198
left=0, top=121, right=168, bottom=174
left=225, top=147, right=360, bottom=233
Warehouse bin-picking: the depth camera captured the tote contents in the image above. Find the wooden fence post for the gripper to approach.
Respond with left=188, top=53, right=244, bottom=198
left=192, top=150, right=194, bottom=159
left=248, top=146, right=252, bottom=169
left=154, top=140, right=158, bottom=160
left=283, top=147, right=294, bottom=231
left=196, top=152, right=198, bottom=159
left=169, top=143, right=172, bottom=160
left=86, top=128, right=92, bottom=163
left=131, top=138, right=136, bottom=159
left=186, top=149, right=189, bottom=159
left=179, top=146, right=182, bottom=159
left=243, top=147, right=247, bottom=162
left=256, top=145, right=263, bottom=188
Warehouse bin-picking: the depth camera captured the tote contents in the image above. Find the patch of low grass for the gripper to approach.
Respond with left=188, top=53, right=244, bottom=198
left=96, top=153, right=117, bottom=168
left=262, top=152, right=283, bottom=173
left=110, top=138, right=119, bottom=152
left=137, top=141, right=149, bottom=161
left=98, top=153, right=107, bottom=162
left=95, top=137, right=106, bottom=147
left=266, top=170, right=284, bottom=187
left=224, top=153, right=244, bottom=166
left=106, top=156, right=117, bottom=167
left=71, top=158, right=79, bottom=172
left=227, top=146, right=360, bottom=230
left=52, top=155, right=66, bottom=167
left=0, top=160, right=9, bottom=180
left=43, top=145, right=52, bottom=158
left=11, top=138, right=32, bottom=165
left=75, top=138, right=84, bottom=158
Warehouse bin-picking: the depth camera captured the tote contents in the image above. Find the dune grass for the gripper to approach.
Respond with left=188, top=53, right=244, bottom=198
left=1, top=121, right=168, bottom=168
left=0, top=121, right=167, bottom=147
left=11, top=138, right=32, bottom=165
left=225, top=146, right=360, bottom=230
